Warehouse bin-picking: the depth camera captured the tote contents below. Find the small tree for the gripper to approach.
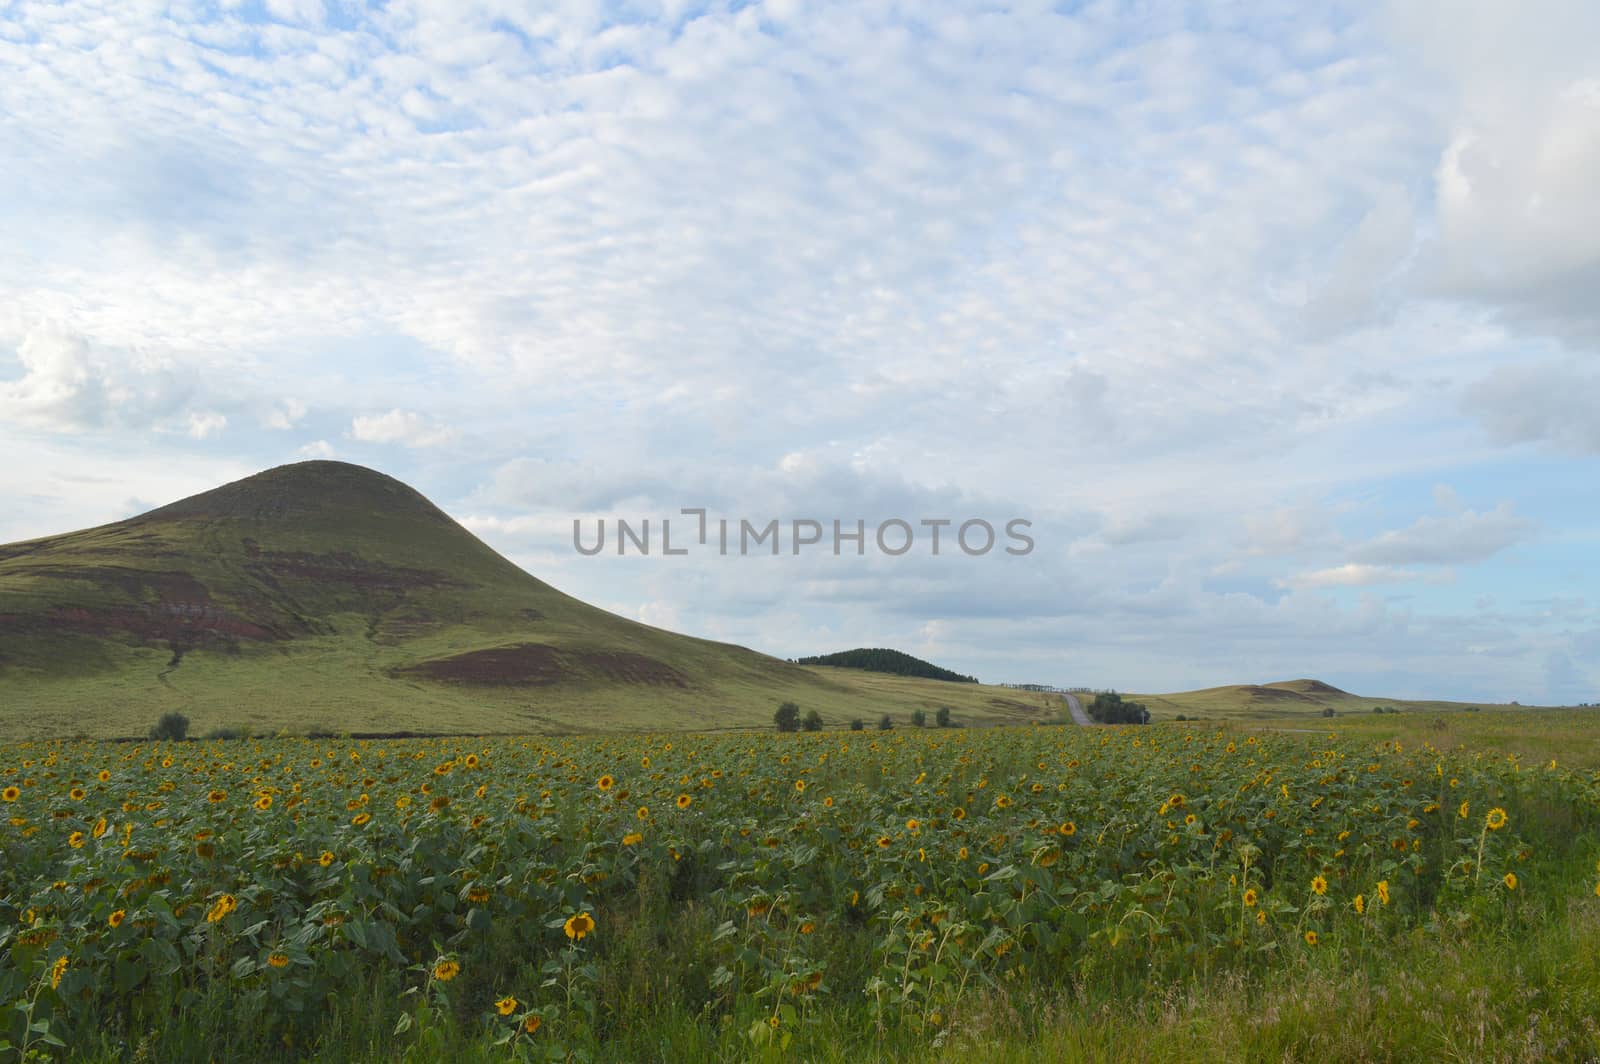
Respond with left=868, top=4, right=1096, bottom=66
left=149, top=711, right=190, bottom=742
left=802, top=709, right=824, bottom=732
left=774, top=701, right=800, bottom=733
left=910, top=708, right=927, bottom=727
left=1321, top=707, right=1336, bottom=718
left=935, top=706, right=952, bottom=728
left=849, top=718, right=866, bottom=731
left=877, top=714, right=894, bottom=731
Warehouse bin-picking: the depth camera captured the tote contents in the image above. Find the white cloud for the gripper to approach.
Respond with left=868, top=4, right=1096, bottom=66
left=1462, top=361, right=1600, bottom=454
left=186, top=412, right=227, bottom=439
left=1279, top=563, right=1420, bottom=589
left=0, top=322, right=109, bottom=430
left=349, top=409, right=457, bottom=449
left=1348, top=501, right=1532, bottom=566
left=297, top=439, right=336, bottom=459
left=265, top=398, right=308, bottom=430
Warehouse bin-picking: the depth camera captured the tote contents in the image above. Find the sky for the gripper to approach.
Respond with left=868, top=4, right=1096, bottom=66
left=1, top=0, right=1597, bottom=704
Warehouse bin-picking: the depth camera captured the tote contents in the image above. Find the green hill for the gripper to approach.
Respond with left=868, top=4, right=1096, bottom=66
left=0, top=462, right=1057, bottom=739
left=1130, top=678, right=1531, bottom=720
left=795, top=648, right=978, bottom=683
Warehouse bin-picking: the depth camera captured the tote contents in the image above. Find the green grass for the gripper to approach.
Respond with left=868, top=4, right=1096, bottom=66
left=0, top=463, right=1054, bottom=740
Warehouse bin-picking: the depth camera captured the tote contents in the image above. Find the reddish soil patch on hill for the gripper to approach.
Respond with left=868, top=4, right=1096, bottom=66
left=247, top=551, right=459, bottom=593
left=1238, top=685, right=1320, bottom=702
left=405, top=644, right=566, bottom=685
left=1284, top=679, right=1347, bottom=695
left=580, top=651, right=689, bottom=687
left=402, top=644, right=687, bottom=688
left=986, top=697, right=1043, bottom=715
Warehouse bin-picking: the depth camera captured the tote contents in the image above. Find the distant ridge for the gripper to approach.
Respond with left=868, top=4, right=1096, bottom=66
left=795, top=648, right=978, bottom=684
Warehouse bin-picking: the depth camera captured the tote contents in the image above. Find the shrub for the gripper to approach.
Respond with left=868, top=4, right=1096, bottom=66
left=801, top=709, right=824, bottom=732
left=849, top=718, right=866, bottom=731
left=877, top=714, right=894, bottom=731
left=148, top=711, right=191, bottom=742
left=910, top=708, right=927, bottom=727
left=936, top=706, right=952, bottom=728
left=774, top=702, right=800, bottom=733
left=1087, top=691, right=1150, bottom=725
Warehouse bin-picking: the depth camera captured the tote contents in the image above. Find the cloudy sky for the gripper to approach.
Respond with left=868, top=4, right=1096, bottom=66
left=2, top=0, right=1597, bottom=703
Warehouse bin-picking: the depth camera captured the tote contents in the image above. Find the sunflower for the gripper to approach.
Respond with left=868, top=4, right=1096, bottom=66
left=206, top=894, right=237, bottom=923
left=91, top=817, right=109, bottom=839
left=622, top=832, right=642, bottom=846
left=1303, top=930, right=1318, bottom=946
left=1458, top=800, right=1469, bottom=819
left=1503, top=872, right=1518, bottom=891
left=1310, top=875, right=1328, bottom=896
left=596, top=775, right=615, bottom=792
left=952, top=806, right=966, bottom=821
left=208, top=790, right=227, bottom=803
left=1, top=786, right=20, bottom=802
left=50, top=955, right=69, bottom=989
left=319, top=851, right=335, bottom=867
left=69, top=787, right=86, bottom=801
left=905, top=818, right=920, bottom=832
left=108, top=909, right=126, bottom=928
left=268, top=952, right=290, bottom=969
left=351, top=812, right=371, bottom=826
left=433, top=959, right=461, bottom=982
left=1256, top=910, right=1267, bottom=925
left=253, top=795, right=273, bottom=811
left=68, top=831, right=86, bottom=849
left=1485, top=807, right=1508, bottom=831
left=1060, top=821, right=1076, bottom=836
left=523, top=1015, right=542, bottom=1034
left=564, top=911, right=595, bottom=941
left=994, top=795, right=1012, bottom=809
left=1354, top=894, right=1365, bottom=915
left=495, top=996, right=518, bottom=1016
left=794, top=780, right=806, bottom=793
left=1242, top=888, right=1258, bottom=908
left=97, top=770, right=110, bottom=783
left=676, top=794, right=692, bottom=810
left=1377, top=880, right=1391, bottom=905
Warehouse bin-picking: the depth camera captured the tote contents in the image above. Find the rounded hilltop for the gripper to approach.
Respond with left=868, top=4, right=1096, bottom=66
left=132, top=460, right=458, bottom=527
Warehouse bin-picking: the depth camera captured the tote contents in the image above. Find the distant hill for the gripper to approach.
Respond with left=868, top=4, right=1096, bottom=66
left=1129, top=678, right=1528, bottom=720
left=796, top=648, right=978, bottom=684
left=0, top=462, right=1049, bottom=739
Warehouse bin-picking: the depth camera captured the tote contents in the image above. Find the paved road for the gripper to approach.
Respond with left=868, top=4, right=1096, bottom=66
left=1063, top=692, right=1093, bottom=726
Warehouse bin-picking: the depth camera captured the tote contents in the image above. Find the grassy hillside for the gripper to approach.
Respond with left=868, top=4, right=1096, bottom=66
left=0, top=462, right=1052, bottom=739
left=1130, top=677, right=1539, bottom=720
left=795, top=647, right=979, bottom=683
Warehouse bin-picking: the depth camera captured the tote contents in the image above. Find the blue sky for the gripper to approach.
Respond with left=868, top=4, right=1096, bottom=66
left=1, top=0, right=1596, bottom=703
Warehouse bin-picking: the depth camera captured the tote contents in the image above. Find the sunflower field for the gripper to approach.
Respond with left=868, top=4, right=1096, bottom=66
left=3, top=722, right=1599, bottom=1061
